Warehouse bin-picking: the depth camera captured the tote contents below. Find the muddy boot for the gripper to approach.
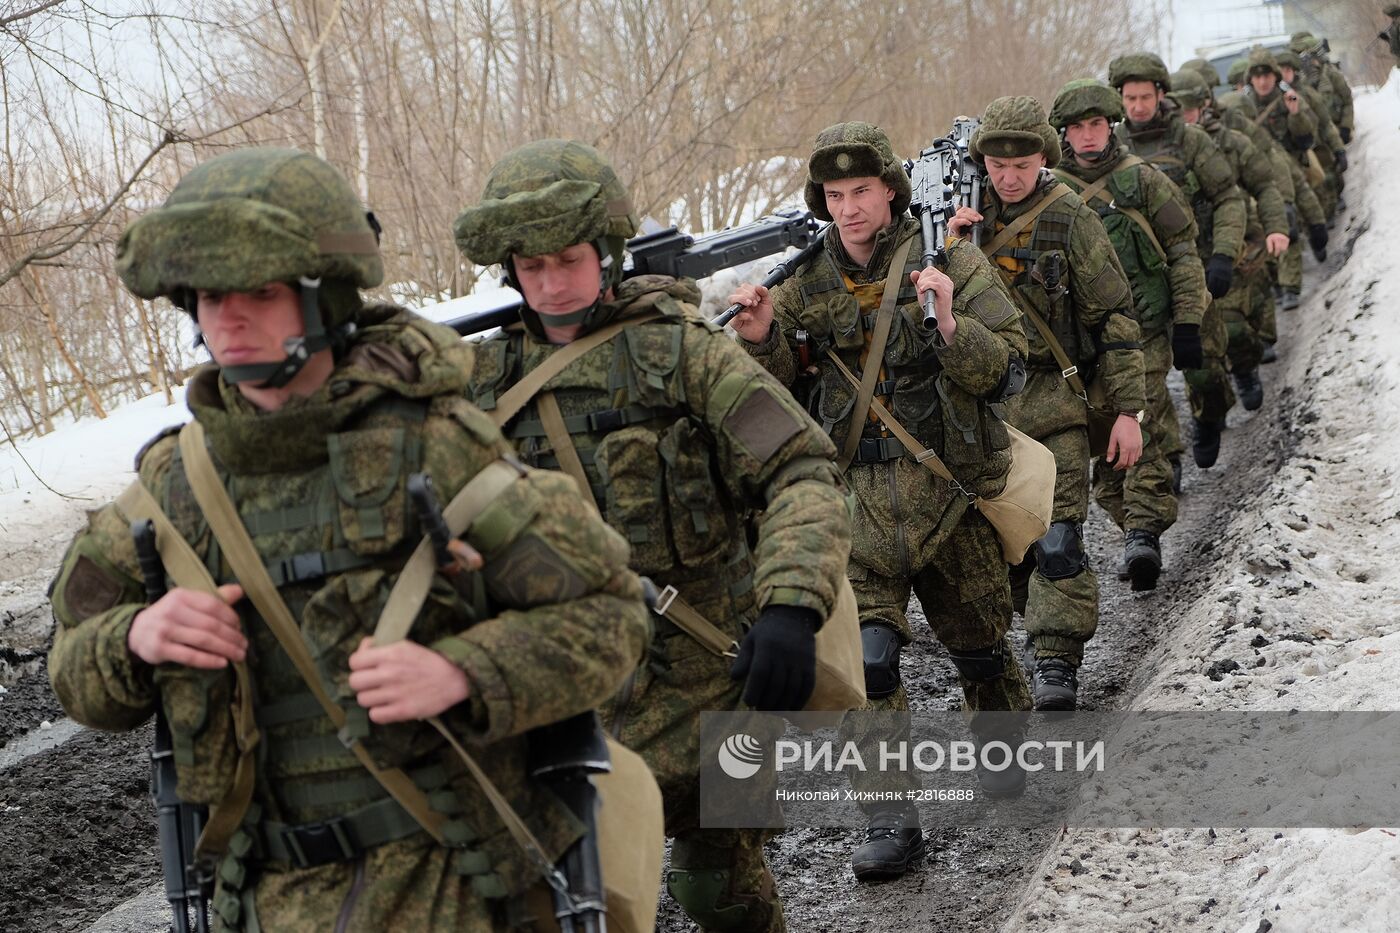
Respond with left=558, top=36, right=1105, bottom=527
left=1261, top=343, right=1278, bottom=364
left=851, top=807, right=925, bottom=881
left=1233, top=369, right=1264, bottom=411
left=1031, top=657, right=1078, bottom=712
left=1169, top=456, right=1183, bottom=495
left=1280, top=289, right=1300, bottom=311
left=1123, top=529, right=1162, bottom=592
left=1192, top=419, right=1223, bottom=469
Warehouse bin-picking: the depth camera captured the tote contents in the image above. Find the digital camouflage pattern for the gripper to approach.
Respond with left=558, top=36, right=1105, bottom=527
left=975, top=170, right=1145, bottom=662
left=465, top=274, right=850, bottom=933
left=49, top=306, right=650, bottom=931
left=802, top=122, right=912, bottom=222
left=1290, top=36, right=1354, bottom=135
left=1246, top=49, right=1318, bottom=162
left=116, top=148, right=383, bottom=322
left=1166, top=69, right=1210, bottom=109
left=1107, top=52, right=1172, bottom=90
left=972, top=95, right=1062, bottom=167
left=745, top=208, right=1035, bottom=799
left=1049, top=78, right=1126, bottom=129
left=1182, top=58, right=1222, bottom=89
left=1228, top=58, right=1249, bottom=89
left=1054, top=137, right=1205, bottom=536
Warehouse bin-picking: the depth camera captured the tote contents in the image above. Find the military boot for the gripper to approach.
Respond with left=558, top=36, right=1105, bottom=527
left=1261, top=343, right=1278, bottom=364
left=1031, top=657, right=1078, bottom=711
left=1123, top=529, right=1162, bottom=591
left=851, top=807, right=925, bottom=881
left=1280, top=289, right=1300, bottom=311
left=1193, top=419, right=1223, bottom=469
left=1233, top=369, right=1264, bottom=411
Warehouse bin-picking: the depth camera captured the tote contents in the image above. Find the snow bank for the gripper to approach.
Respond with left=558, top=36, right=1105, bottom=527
left=1002, top=73, right=1400, bottom=933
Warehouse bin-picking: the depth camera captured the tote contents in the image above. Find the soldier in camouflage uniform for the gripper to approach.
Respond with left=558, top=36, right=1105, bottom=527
left=1228, top=58, right=1250, bottom=91
left=948, top=96, right=1145, bottom=707
left=47, top=148, right=651, bottom=931
left=1245, top=49, right=1323, bottom=219
left=1049, top=78, right=1205, bottom=590
left=454, top=139, right=851, bottom=931
left=1109, top=52, right=1247, bottom=470
left=1171, top=68, right=1290, bottom=408
left=1275, top=49, right=1348, bottom=219
left=728, top=121, right=1032, bottom=878
left=1290, top=33, right=1354, bottom=146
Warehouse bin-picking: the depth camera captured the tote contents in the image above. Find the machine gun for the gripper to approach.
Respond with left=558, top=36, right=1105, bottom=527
left=445, top=209, right=822, bottom=337
left=130, top=520, right=212, bottom=933
left=948, top=116, right=984, bottom=247
left=907, top=139, right=960, bottom=330
left=407, top=474, right=608, bottom=932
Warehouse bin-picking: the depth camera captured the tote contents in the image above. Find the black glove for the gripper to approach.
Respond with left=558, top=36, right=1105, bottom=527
left=1340, top=126, right=1351, bottom=145
left=1205, top=254, right=1234, bottom=299
left=1335, top=149, right=1348, bottom=173
left=1172, top=323, right=1203, bottom=371
left=1308, top=223, right=1329, bottom=262
left=729, top=605, right=820, bottom=711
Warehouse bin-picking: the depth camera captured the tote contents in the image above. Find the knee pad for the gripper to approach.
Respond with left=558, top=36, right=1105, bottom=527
left=1035, top=521, right=1086, bottom=581
left=861, top=622, right=902, bottom=699
left=946, top=643, right=1007, bottom=683
left=666, top=869, right=751, bottom=932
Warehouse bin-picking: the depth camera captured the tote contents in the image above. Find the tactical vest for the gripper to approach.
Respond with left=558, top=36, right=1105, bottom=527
left=1055, top=163, right=1174, bottom=338
left=152, top=390, right=546, bottom=923
left=782, top=226, right=1011, bottom=490
left=469, top=291, right=757, bottom=618
left=1118, top=118, right=1213, bottom=256
left=983, top=185, right=1094, bottom=375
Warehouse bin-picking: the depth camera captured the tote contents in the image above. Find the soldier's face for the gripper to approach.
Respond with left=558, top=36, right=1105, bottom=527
left=1180, top=105, right=1203, bottom=124
left=1280, top=66, right=1296, bottom=83
left=196, top=282, right=303, bottom=367
left=1250, top=69, right=1278, bottom=96
left=1120, top=80, right=1163, bottom=123
left=1065, top=116, right=1112, bottom=157
left=984, top=154, right=1046, bottom=205
left=823, top=176, right=895, bottom=249
left=513, top=243, right=604, bottom=316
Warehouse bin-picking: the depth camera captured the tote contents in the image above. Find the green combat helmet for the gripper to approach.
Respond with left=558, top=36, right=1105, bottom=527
left=1289, top=32, right=1322, bottom=55
left=1167, top=69, right=1211, bottom=110
left=453, top=139, right=638, bottom=337
left=971, top=95, right=1062, bottom=168
left=1049, top=78, right=1126, bottom=129
left=1217, top=90, right=1259, bottom=121
left=1228, top=57, right=1250, bottom=88
left=116, top=147, right=383, bottom=387
left=802, top=122, right=911, bottom=222
left=1246, top=47, right=1284, bottom=81
left=1182, top=57, right=1222, bottom=90
left=1107, top=52, right=1172, bottom=90
left=1275, top=49, right=1304, bottom=74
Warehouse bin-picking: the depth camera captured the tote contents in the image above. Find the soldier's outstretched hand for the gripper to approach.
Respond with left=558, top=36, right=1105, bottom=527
left=726, top=283, right=774, bottom=343
left=127, top=583, right=247, bottom=669
left=1105, top=414, right=1144, bottom=471
left=348, top=636, right=471, bottom=723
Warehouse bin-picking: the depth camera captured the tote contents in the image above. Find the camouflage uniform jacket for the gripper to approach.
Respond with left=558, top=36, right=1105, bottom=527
left=1248, top=84, right=1318, bottom=157
left=466, top=274, right=850, bottom=627
left=1115, top=105, right=1247, bottom=263
left=1304, top=59, right=1354, bottom=133
left=49, top=305, right=649, bottom=928
left=1054, top=144, right=1207, bottom=339
left=744, top=215, right=1025, bottom=554
left=976, top=173, right=1146, bottom=433
left=1197, top=111, right=1290, bottom=241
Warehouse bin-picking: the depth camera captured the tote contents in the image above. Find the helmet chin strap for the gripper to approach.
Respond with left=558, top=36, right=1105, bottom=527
left=220, top=277, right=348, bottom=388
left=511, top=238, right=618, bottom=334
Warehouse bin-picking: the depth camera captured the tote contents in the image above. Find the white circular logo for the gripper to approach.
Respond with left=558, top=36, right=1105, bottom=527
left=717, top=733, right=765, bottom=780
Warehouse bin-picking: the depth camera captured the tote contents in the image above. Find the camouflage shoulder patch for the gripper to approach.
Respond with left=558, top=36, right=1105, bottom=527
left=1151, top=197, right=1192, bottom=238
left=723, top=383, right=804, bottom=465
left=1082, top=262, right=1132, bottom=309
left=482, top=533, right=589, bottom=606
left=61, top=554, right=125, bottom=621
left=962, top=279, right=1017, bottom=331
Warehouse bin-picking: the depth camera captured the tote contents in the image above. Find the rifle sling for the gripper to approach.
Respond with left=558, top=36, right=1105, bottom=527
left=114, top=480, right=259, bottom=864
left=981, top=183, right=1074, bottom=259
left=536, top=391, right=598, bottom=514
left=836, top=236, right=914, bottom=473
left=1018, top=305, right=1089, bottom=400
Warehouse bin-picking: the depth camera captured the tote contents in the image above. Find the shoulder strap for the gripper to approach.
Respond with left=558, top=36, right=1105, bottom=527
left=835, top=236, right=915, bottom=473
left=114, top=480, right=261, bottom=863
left=982, top=183, right=1075, bottom=258
left=491, top=311, right=664, bottom=427
left=1071, top=159, right=1170, bottom=264
left=535, top=391, right=599, bottom=514
left=1255, top=93, right=1284, bottom=126
left=1019, top=305, right=1089, bottom=399
left=175, top=422, right=449, bottom=847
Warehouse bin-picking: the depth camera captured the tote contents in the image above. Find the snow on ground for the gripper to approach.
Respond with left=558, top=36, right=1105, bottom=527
left=1001, top=75, right=1400, bottom=933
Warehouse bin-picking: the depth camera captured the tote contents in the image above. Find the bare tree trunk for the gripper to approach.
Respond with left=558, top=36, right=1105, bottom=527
left=27, top=268, right=106, bottom=419
left=0, top=346, right=42, bottom=436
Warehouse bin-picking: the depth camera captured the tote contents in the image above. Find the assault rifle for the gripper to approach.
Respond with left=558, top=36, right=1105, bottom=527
left=948, top=116, right=984, bottom=247
left=130, top=520, right=212, bottom=933
left=445, top=209, right=822, bottom=337
left=407, top=474, right=608, bottom=933
left=907, top=139, right=960, bottom=330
